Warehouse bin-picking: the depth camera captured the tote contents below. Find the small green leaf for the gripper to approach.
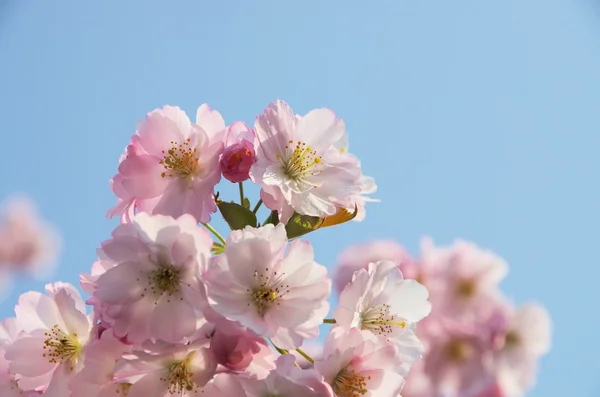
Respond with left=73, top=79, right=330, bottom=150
left=284, top=206, right=359, bottom=240
left=211, top=242, right=225, bottom=255
left=242, top=197, right=251, bottom=209
left=217, top=201, right=257, bottom=230
left=285, top=213, right=324, bottom=239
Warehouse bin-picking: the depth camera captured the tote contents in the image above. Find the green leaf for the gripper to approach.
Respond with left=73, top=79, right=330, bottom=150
left=284, top=206, right=359, bottom=240
left=242, top=197, right=251, bottom=209
left=211, top=242, right=225, bottom=255
left=217, top=201, right=257, bottom=230
left=285, top=213, right=324, bottom=239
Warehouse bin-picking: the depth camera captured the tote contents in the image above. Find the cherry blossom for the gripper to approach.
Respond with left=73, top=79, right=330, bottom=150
left=251, top=100, right=364, bottom=223
left=0, top=99, right=552, bottom=397
left=0, top=195, right=60, bottom=278
left=107, top=105, right=225, bottom=223
left=334, top=261, right=430, bottom=357
left=5, top=283, right=92, bottom=396
left=333, top=240, right=417, bottom=295
left=315, top=326, right=406, bottom=397
left=123, top=343, right=217, bottom=397
left=220, top=121, right=257, bottom=183
left=204, top=224, right=331, bottom=349
left=236, top=355, right=333, bottom=396
left=91, top=213, right=213, bottom=344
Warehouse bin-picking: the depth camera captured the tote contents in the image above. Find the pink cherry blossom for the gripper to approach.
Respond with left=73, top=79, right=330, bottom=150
left=421, top=239, right=508, bottom=319
left=208, top=320, right=274, bottom=375
left=220, top=121, right=257, bottom=183
left=204, top=224, right=331, bottom=350
left=250, top=100, right=364, bottom=223
left=123, top=342, right=217, bottom=397
left=91, top=213, right=213, bottom=344
left=315, top=326, right=406, bottom=397
left=491, top=303, right=551, bottom=397
left=69, top=328, right=132, bottom=397
left=0, top=318, right=37, bottom=397
left=5, top=283, right=92, bottom=396
left=237, top=354, right=334, bottom=396
left=333, top=240, right=416, bottom=295
left=0, top=195, right=60, bottom=278
left=421, top=320, right=495, bottom=396
left=107, top=105, right=225, bottom=223
left=334, top=261, right=430, bottom=361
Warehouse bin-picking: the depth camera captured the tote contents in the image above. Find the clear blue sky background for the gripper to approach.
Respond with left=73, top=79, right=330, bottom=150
left=1, top=1, right=599, bottom=396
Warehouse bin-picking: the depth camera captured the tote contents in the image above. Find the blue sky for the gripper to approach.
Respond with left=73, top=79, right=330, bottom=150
left=1, top=1, right=599, bottom=395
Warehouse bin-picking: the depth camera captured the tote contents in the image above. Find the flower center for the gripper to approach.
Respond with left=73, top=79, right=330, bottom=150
left=142, top=258, right=183, bottom=301
left=162, top=357, right=197, bottom=394
left=444, top=339, right=472, bottom=362
left=455, top=278, right=477, bottom=298
left=159, top=139, right=200, bottom=179
left=114, top=383, right=132, bottom=395
left=248, top=268, right=289, bottom=315
left=333, top=368, right=370, bottom=397
left=280, top=140, right=322, bottom=180
left=42, top=324, right=82, bottom=370
left=252, top=286, right=279, bottom=315
left=360, top=304, right=406, bottom=336
left=504, top=330, right=521, bottom=347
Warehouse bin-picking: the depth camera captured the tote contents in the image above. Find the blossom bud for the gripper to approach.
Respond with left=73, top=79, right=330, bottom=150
left=220, top=139, right=256, bottom=182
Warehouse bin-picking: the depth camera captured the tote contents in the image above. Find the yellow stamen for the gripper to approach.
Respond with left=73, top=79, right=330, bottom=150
left=159, top=138, right=200, bottom=179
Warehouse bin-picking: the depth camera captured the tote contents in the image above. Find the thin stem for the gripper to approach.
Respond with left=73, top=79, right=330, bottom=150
left=323, top=319, right=336, bottom=324
left=238, top=182, right=245, bottom=206
left=263, top=210, right=279, bottom=226
left=252, top=199, right=263, bottom=214
left=295, top=348, right=315, bottom=364
left=201, top=223, right=226, bottom=245
left=268, top=338, right=289, bottom=355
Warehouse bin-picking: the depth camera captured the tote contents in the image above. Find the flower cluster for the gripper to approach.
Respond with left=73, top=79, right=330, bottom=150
left=333, top=239, right=552, bottom=397
left=0, top=100, right=550, bottom=397
left=0, top=195, right=60, bottom=287
left=0, top=100, right=433, bottom=397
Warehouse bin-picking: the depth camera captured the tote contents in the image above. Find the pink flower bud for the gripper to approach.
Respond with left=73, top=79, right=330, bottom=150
left=209, top=327, right=267, bottom=371
left=220, top=139, right=256, bottom=183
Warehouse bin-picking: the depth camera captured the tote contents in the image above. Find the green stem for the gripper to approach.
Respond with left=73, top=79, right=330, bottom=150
left=263, top=210, right=279, bottom=226
left=238, top=182, right=245, bottom=206
left=268, top=338, right=289, bottom=355
left=295, top=348, right=315, bottom=364
left=252, top=199, right=263, bottom=214
left=201, top=223, right=226, bottom=245
left=323, top=319, right=336, bottom=324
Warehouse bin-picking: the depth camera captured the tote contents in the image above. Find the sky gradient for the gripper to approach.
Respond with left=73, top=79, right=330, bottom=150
left=1, top=1, right=599, bottom=395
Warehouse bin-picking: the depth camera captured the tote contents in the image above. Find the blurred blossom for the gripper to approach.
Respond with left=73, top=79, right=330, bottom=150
left=332, top=237, right=552, bottom=397
left=0, top=194, right=61, bottom=281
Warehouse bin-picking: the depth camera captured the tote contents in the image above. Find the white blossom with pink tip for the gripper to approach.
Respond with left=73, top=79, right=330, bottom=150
left=204, top=223, right=331, bottom=350
left=4, top=283, right=92, bottom=396
left=108, top=105, right=225, bottom=223
left=334, top=261, right=430, bottom=364
left=315, top=326, right=407, bottom=397
left=91, top=212, right=213, bottom=344
left=251, top=100, right=364, bottom=223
